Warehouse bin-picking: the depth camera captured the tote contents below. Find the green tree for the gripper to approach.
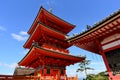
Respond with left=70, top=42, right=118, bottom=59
left=87, top=74, right=96, bottom=80
left=87, top=71, right=108, bottom=80
left=76, top=59, right=94, bottom=78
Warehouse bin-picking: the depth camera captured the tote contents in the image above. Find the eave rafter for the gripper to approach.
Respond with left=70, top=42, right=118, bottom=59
left=35, top=51, right=82, bottom=67
left=45, top=18, right=64, bottom=33
left=42, top=10, right=75, bottom=34
left=28, top=58, right=39, bottom=68
left=69, top=17, right=120, bottom=54
left=19, top=45, right=85, bottom=68
left=43, top=56, right=70, bottom=66
left=45, top=35, right=70, bottom=48
left=75, top=18, right=120, bottom=44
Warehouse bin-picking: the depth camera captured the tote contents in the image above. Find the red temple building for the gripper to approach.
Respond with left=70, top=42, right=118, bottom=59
left=67, top=10, right=120, bottom=80
left=18, top=7, right=85, bottom=80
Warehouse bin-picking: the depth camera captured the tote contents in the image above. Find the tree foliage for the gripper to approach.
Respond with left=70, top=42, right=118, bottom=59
left=76, top=59, right=94, bottom=77
left=87, top=71, right=108, bottom=80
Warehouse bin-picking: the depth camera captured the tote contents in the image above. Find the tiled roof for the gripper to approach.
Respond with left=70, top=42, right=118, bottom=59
left=67, top=9, right=120, bottom=41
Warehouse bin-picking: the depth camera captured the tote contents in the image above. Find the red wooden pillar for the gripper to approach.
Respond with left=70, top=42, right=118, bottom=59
left=101, top=51, right=113, bottom=79
left=44, top=68, right=47, bottom=76
left=95, top=40, right=113, bottom=79
left=50, top=68, right=53, bottom=76
left=64, top=69, right=66, bottom=75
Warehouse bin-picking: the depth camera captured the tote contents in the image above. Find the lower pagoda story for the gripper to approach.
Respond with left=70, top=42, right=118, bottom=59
left=18, top=45, right=85, bottom=79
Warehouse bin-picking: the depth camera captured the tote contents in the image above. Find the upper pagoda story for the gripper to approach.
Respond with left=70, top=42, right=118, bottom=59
left=24, top=22, right=70, bottom=49
left=28, top=6, right=75, bottom=35
left=67, top=9, right=120, bottom=54
left=24, top=6, right=75, bottom=49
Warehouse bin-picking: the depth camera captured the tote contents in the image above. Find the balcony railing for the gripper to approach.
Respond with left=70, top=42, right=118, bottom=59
left=0, top=75, right=78, bottom=80
left=0, top=75, right=39, bottom=80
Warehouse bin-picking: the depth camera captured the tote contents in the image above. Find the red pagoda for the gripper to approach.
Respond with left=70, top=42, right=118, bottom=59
left=67, top=10, right=120, bottom=80
left=18, top=7, right=85, bottom=79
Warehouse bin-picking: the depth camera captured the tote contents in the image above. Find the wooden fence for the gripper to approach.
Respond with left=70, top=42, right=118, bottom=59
left=0, top=75, right=78, bottom=80
left=0, top=75, right=39, bottom=80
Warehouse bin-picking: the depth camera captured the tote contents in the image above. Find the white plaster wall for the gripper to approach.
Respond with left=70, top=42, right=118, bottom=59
left=101, top=33, right=120, bottom=45
left=102, top=40, right=120, bottom=50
